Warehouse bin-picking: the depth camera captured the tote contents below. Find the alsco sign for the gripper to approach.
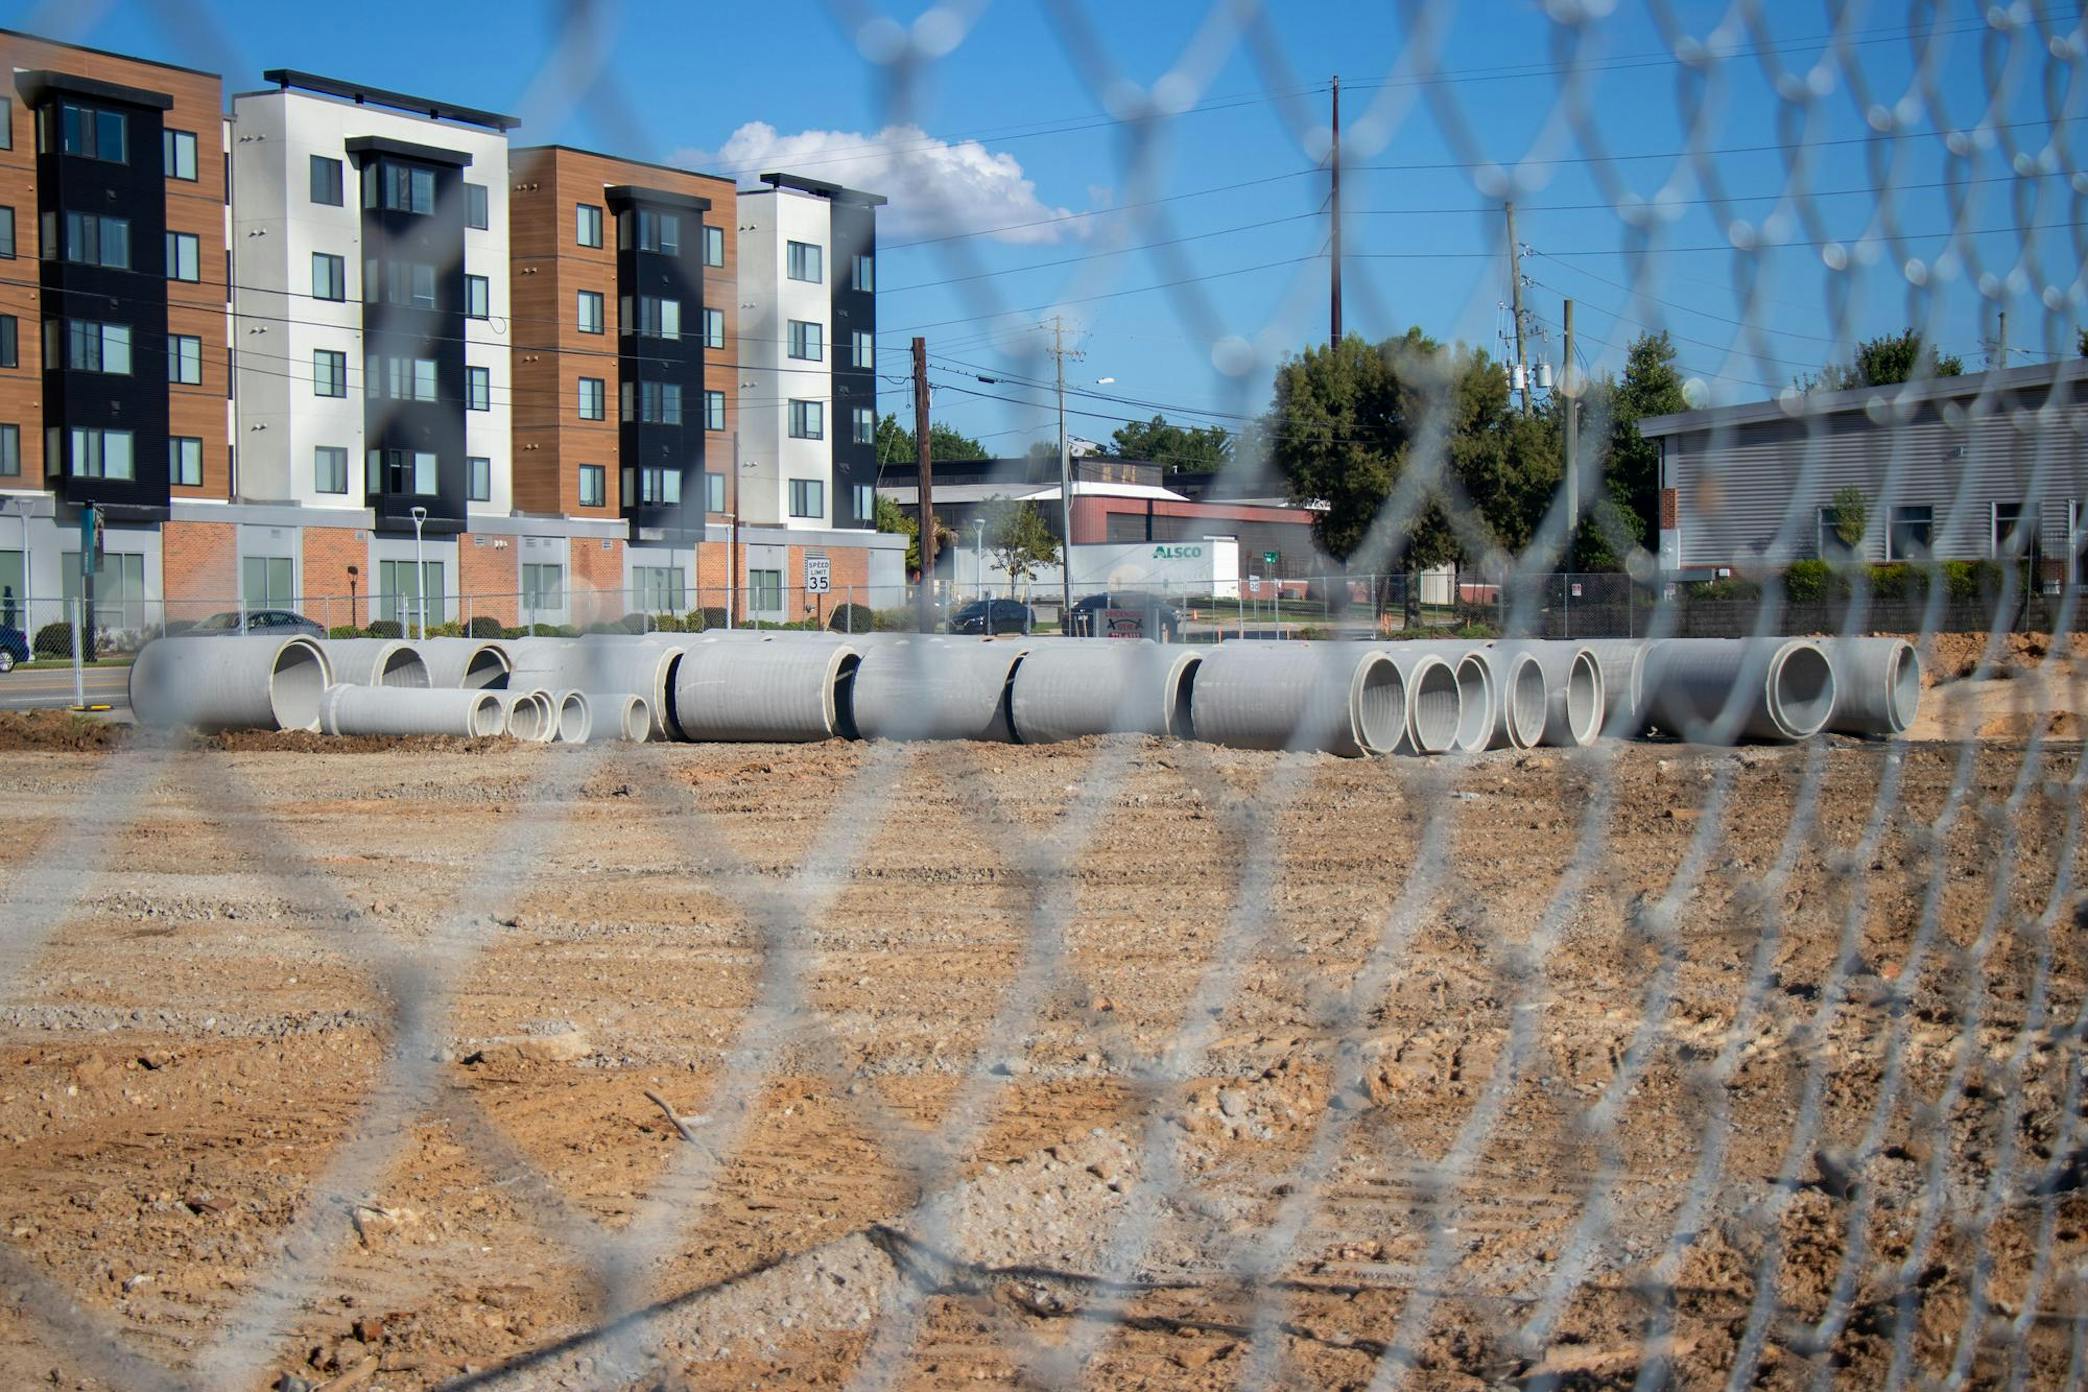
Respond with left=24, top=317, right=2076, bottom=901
left=1152, top=544, right=1203, bottom=560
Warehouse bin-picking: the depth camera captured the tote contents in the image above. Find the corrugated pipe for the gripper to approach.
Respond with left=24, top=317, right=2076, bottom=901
left=549, top=690, right=591, bottom=743
left=1640, top=637, right=1837, bottom=743
left=1369, top=648, right=1465, bottom=755
left=1495, top=641, right=1606, bottom=747
left=1009, top=639, right=1201, bottom=743
left=130, top=636, right=331, bottom=732
left=313, top=638, right=430, bottom=689
left=413, top=638, right=512, bottom=690
left=584, top=693, right=653, bottom=743
left=318, top=684, right=505, bottom=738
left=1578, top=639, right=1649, bottom=738
left=1190, top=643, right=1406, bottom=757
left=852, top=637, right=1029, bottom=742
left=492, top=690, right=555, bottom=743
left=672, top=639, right=860, bottom=742
left=1822, top=636, right=1921, bottom=737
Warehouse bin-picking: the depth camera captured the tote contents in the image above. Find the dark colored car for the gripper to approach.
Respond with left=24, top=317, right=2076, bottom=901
left=0, top=625, right=27, bottom=672
left=186, top=609, right=326, bottom=638
left=947, top=598, right=1034, bottom=636
left=1069, top=591, right=1183, bottom=639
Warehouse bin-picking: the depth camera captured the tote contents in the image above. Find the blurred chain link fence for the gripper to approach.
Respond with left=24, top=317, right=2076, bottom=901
left=3, top=2, right=2087, bottom=1390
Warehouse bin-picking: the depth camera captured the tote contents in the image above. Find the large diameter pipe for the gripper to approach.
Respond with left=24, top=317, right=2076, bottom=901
left=1578, top=639, right=1648, bottom=738
left=1640, top=638, right=1838, bottom=743
left=1495, top=641, right=1605, bottom=747
left=313, top=638, right=430, bottom=689
left=1190, top=643, right=1406, bottom=757
left=550, top=690, right=591, bottom=743
left=1008, top=639, right=1201, bottom=743
left=130, top=635, right=331, bottom=732
left=672, top=640, right=859, bottom=743
left=852, top=637, right=1029, bottom=742
left=414, top=638, right=512, bottom=690
left=318, top=684, right=506, bottom=738
left=1368, top=648, right=1463, bottom=755
left=584, top=693, right=653, bottom=743
left=1822, top=636, right=1920, bottom=737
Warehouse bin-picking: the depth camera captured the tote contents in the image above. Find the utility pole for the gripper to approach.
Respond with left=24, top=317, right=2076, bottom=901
left=1992, top=308, right=2008, bottom=371
left=1563, top=298, right=1578, bottom=549
left=1506, top=201, right=1529, bottom=416
left=1046, top=315, right=1082, bottom=622
left=1329, top=75, right=1342, bottom=351
left=912, top=336, right=937, bottom=633
left=728, top=431, right=740, bottom=628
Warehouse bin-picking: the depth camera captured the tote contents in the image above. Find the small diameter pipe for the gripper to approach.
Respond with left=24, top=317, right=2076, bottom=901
left=319, top=684, right=505, bottom=738
left=1640, top=637, right=1838, bottom=744
left=1821, top=636, right=1921, bottom=737
left=1495, top=641, right=1606, bottom=747
left=509, top=637, right=682, bottom=740
left=1366, top=648, right=1463, bottom=755
left=852, top=637, right=1030, bottom=742
left=130, top=635, right=331, bottom=732
left=414, top=638, right=512, bottom=690
left=672, top=640, right=860, bottom=742
left=584, top=693, right=653, bottom=743
left=1579, top=639, right=1649, bottom=738
left=1190, top=643, right=1406, bottom=757
left=1394, top=641, right=1541, bottom=750
left=491, top=690, right=553, bottom=743
left=313, top=638, right=431, bottom=689
left=550, top=690, right=591, bottom=743
left=1008, top=639, right=1202, bottom=743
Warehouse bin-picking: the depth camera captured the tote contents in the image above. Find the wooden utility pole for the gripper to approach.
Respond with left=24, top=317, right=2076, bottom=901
left=1563, top=298, right=1578, bottom=541
left=728, top=431, right=740, bottom=628
left=1993, top=308, right=2008, bottom=370
left=1329, top=75, right=1342, bottom=350
left=1045, top=314, right=1083, bottom=622
left=912, top=336, right=936, bottom=633
left=1506, top=201, right=1529, bottom=416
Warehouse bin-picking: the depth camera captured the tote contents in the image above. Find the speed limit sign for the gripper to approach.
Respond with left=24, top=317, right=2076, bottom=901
left=805, top=554, right=831, bottom=595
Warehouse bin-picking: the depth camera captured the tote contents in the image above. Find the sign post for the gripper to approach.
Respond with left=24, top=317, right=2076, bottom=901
left=805, top=553, right=830, bottom=629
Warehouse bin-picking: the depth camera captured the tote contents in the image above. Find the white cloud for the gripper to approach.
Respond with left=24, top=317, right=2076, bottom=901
left=677, top=122, right=1083, bottom=245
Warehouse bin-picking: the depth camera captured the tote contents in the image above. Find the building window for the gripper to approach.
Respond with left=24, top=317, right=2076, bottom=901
left=789, top=478, right=824, bottom=518
left=622, top=380, right=682, bottom=425
left=59, top=103, right=127, bottom=163
left=578, top=463, right=606, bottom=508
left=465, top=274, right=490, bottom=319
left=633, top=564, right=684, bottom=612
left=788, top=320, right=824, bottom=361
left=627, top=295, right=680, bottom=339
left=703, top=225, right=725, bottom=267
left=852, top=483, right=874, bottom=522
left=369, top=355, right=439, bottom=402
left=313, top=349, right=347, bottom=397
left=705, top=471, right=726, bottom=513
left=369, top=162, right=436, bottom=215
left=577, top=290, right=604, bottom=334
left=0, top=316, right=15, bottom=368
left=166, top=231, right=200, bottom=282
left=1993, top=502, right=2038, bottom=558
left=312, top=251, right=346, bottom=301
left=171, top=436, right=203, bottom=487
left=376, top=559, right=444, bottom=625
left=522, top=562, right=563, bottom=611
left=163, top=128, right=197, bottom=181
left=853, top=407, right=875, bottom=444
left=748, top=568, right=782, bottom=612
left=242, top=555, right=294, bottom=609
left=0, top=424, right=18, bottom=477
left=0, top=97, right=12, bottom=151
left=636, top=466, right=681, bottom=505
left=57, top=212, right=129, bottom=268
left=853, top=254, right=874, bottom=291
left=168, top=333, right=202, bottom=385
left=367, top=448, right=438, bottom=496
left=366, top=259, right=438, bottom=310
left=788, top=399, right=824, bottom=439
left=465, top=183, right=489, bottom=230
left=468, top=455, right=491, bottom=501
left=705, top=389, right=726, bottom=431
left=0, top=206, right=13, bottom=259
left=310, top=155, right=344, bottom=205
left=67, top=427, right=134, bottom=480
left=703, top=307, right=725, bottom=350
left=852, top=330, right=873, bottom=368
left=1887, top=505, right=1933, bottom=561
left=59, top=320, right=131, bottom=374
left=314, top=445, right=348, bottom=494
left=787, top=240, right=823, bottom=283
left=578, top=377, right=605, bottom=421
left=576, top=203, right=603, bottom=248
left=633, top=209, right=678, bottom=254
left=466, top=365, right=490, bottom=411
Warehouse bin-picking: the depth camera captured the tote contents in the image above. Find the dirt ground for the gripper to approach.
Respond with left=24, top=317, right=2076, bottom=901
left=0, top=720, right=2083, bottom=1391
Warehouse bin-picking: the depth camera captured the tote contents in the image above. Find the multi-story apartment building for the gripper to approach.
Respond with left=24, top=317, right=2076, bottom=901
left=229, top=71, right=516, bottom=625
left=0, top=29, right=229, bottom=622
left=737, top=173, right=883, bottom=532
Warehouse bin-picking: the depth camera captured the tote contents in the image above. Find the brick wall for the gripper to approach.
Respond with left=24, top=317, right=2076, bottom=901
left=161, top=521, right=237, bottom=624
left=301, top=525, right=368, bottom=631
left=569, top=533, right=624, bottom=625
left=458, top=535, right=520, bottom=628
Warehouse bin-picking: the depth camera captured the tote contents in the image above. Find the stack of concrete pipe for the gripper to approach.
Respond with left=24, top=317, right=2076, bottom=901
left=130, top=635, right=333, bottom=732
left=319, top=684, right=506, bottom=738
left=413, top=638, right=513, bottom=690
left=313, top=638, right=430, bottom=689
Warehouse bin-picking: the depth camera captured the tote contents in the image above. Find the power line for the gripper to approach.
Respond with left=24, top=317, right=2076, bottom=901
left=881, top=253, right=1325, bottom=336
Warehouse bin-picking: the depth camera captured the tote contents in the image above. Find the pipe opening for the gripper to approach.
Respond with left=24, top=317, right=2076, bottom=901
left=269, top=641, right=329, bottom=732
left=555, top=693, right=590, bottom=743
left=380, top=650, right=430, bottom=688
left=1407, top=658, right=1463, bottom=754
left=504, top=695, right=548, bottom=743
left=622, top=696, right=652, bottom=743
left=1169, top=656, right=1199, bottom=741
left=660, top=652, right=685, bottom=740
left=1351, top=655, right=1407, bottom=755
left=1887, top=643, right=1920, bottom=733
left=1451, top=656, right=1491, bottom=752
left=464, top=648, right=510, bottom=690
left=468, top=692, right=505, bottom=738
left=998, top=653, right=1026, bottom=744
left=1507, top=656, right=1547, bottom=749
left=1771, top=643, right=1837, bottom=738
left=832, top=651, right=862, bottom=741
left=1565, top=653, right=1603, bottom=745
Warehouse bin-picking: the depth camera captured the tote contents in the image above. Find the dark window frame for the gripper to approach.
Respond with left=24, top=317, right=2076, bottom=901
left=310, top=155, right=345, bottom=206
left=578, top=463, right=606, bottom=508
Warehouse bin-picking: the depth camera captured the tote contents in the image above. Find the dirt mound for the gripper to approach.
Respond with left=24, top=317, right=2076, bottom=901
left=0, top=710, right=130, bottom=751
left=204, top=729, right=517, bottom=754
left=1900, top=630, right=2088, bottom=687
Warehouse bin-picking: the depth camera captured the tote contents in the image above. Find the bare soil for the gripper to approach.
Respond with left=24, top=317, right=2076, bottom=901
left=0, top=733, right=2082, bottom=1391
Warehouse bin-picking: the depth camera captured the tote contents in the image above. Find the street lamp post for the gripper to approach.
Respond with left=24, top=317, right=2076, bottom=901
left=974, top=518, right=985, bottom=602
left=409, top=506, right=428, bottom=640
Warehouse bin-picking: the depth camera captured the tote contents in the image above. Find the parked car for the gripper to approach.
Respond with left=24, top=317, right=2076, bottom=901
left=185, top=609, right=326, bottom=638
left=0, top=625, right=27, bottom=672
left=1069, top=591, right=1183, bottom=639
left=947, top=598, right=1034, bottom=636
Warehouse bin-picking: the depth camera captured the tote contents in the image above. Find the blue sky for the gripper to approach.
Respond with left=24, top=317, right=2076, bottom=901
left=6, top=1, right=2075, bottom=456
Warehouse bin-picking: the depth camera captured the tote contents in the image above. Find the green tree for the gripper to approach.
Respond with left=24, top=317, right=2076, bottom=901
left=1267, top=330, right=1424, bottom=563
left=983, top=496, right=1060, bottom=582
left=1827, top=485, right=1868, bottom=552
left=1102, top=414, right=1234, bottom=472
left=1606, top=332, right=1688, bottom=545
left=1806, top=329, right=1965, bottom=390
left=874, top=413, right=991, bottom=466
left=872, top=493, right=924, bottom=575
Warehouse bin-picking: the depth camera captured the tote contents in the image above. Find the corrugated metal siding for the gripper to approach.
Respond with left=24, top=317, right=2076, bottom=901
left=1666, top=393, right=2088, bottom=569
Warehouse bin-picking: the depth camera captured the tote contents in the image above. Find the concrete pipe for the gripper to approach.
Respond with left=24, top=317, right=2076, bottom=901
left=491, top=690, right=554, bottom=743
left=1366, top=649, right=1464, bottom=755
left=1436, top=651, right=1496, bottom=753
left=1495, top=642, right=1605, bottom=748
left=851, top=637, right=1030, bottom=742
left=1008, top=639, right=1201, bottom=743
left=1190, top=643, right=1406, bottom=757
left=130, top=635, right=332, bottom=732
left=584, top=692, right=653, bottom=743
left=318, top=684, right=506, bottom=738
left=1578, top=639, right=1649, bottom=738
left=313, top=638, right=430, bottom=689
left=414, top=638, right=512, bottom=690
left=549, top=690, right=592, bottom=743
left=1822, top=637, right=1921, bottom=737
left=509, top=637, right=683, bottom=741
left=1640, top=638, right=1838, bottom=744
left=1388, top=641, right=1539, bottom=751
left=672, top=640, right=859, bottom=743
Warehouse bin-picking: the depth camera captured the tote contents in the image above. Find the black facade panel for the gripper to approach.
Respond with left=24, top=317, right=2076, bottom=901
left=829, top=200, right=877, bottom=529
left=610, top=194, right=707, bottom=542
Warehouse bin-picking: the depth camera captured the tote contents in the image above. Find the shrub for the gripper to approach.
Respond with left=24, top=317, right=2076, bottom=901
left=550, top=623, right=581, bottom=638
left=466, top=615, right=504, bottom=639
left=649, top=613, right=686, bottom=633
left=584, top=620, right=623, bottom=635
left=499, top=625, right=531, bottom=640
left=1295, top=624, right=1332, bottom=641
left=364, top=619, right=403, bottom=639
left=1866, top=564, right=1918, bottom=601
left=699, top=607, right=727, bottom=630
left=828, top=603, right=875, bottom=634
left=679, top=609, right=708, bottom=634
left=1690, top=576, right=1762, bottom=603
left=872, top=606, right=918, bottom=632
left=34, top=621, right=97, bottom=659
left=327, top=624, right=361, bottom=640
left=425, top=620, right=465, bottom=639
left=1941, top=559, right=1999, bottom=603
left=1782, top=559, right=1837, bottom=604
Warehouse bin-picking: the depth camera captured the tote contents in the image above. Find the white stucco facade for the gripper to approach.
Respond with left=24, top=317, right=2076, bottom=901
left=736, top=185, right=834, bottom=529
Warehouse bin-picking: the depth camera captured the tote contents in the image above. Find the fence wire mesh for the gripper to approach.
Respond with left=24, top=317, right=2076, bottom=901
left=2, top=3, right=2087, bottom=1391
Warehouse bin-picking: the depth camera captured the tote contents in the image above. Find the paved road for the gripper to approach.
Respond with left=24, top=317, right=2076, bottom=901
left=0, top=666, right=131, bottom=712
